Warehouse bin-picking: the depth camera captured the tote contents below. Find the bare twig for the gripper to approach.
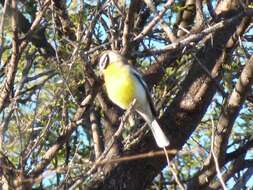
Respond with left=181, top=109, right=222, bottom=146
left=192, top=55, right=253, bottom=188
left=178, top=25, right=190, bottom=34
left=121, top=0, right=138, bottom=55
left=51, top=0, right=76, bottom=41
left=3, top=148, right=196, bottom=186
left=142, top=10, right=252, bottom=55
left=30, top=88, right=99, bottom=177
left=76, top=0, right=84, bottom=41
left=123, top=123, right=149, bottom=149
left=69, top=99, right=136, bottom=190
left=0, top=0, right=18, bottom=188
left=0, top=108, right=14, bottom=151
left=22, top=111, right=54, bottom=162
left=15, top=0, right=52, bottom=60
left=163, top=147, right=185, bottom=190
left=81, top=1, right=109, bottom=50
left=134, top=0, right=174, bottom=41
left=50, top=1, right=60, bottom=63
left=20, top=0, right=51, bottom=43
left=98, top=99, right=136, bottom=160
left=210, top=115, right=228, bottom=190
left=96, top=148, right=178, bottom=166
left=143, top=0, right=176, bottom=42
left=51, top=3, right=78, bottom=105
left=59, top=141, right=82, bottom=188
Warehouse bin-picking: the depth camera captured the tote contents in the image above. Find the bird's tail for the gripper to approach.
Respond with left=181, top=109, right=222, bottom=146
left=150, top=119, right=170, bottom=148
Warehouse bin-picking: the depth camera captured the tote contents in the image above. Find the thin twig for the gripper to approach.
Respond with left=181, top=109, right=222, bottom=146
left=23, top=111, right=53, bottom=162
left=143, top=0, right=176, bottom=42
left=163, top=147, right=185, bottom=190
left=59, top=141, right=82, bottom=189
left=2, top=148, right=198, bottom=186
left=50, top=2, right=78, bottom=105
left=69, top=99, right=136, bottom=190
left=134, top=0, right=174, bottom=41
left=121, top=0, right=137, bottom=54
left=210, top=115, right=228, bottom=190
left=140, top=10, right=252, bottom=55
left=30, top=87, right=99, bottom=177
left=92, top=99, right=136, bottom=167
left=21, top=0, right=51, bottom=43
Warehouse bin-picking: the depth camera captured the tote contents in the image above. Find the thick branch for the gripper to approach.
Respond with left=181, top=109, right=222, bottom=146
left=188, top=55, right=253, bottom=189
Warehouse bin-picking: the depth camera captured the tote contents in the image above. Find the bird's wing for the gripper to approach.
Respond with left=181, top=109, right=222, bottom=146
left=130, top=67, right=157, bottom=117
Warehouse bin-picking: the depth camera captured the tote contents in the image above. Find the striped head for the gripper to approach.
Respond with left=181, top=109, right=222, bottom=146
left=98, top=51, right=125, bottom=71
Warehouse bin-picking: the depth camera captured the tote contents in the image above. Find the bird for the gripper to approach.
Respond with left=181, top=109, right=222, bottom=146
left=98, top=50, right=170, bottom=148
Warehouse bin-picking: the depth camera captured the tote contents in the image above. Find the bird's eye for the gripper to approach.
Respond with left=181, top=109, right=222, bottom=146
left=99, top=54, right=109, bottom=70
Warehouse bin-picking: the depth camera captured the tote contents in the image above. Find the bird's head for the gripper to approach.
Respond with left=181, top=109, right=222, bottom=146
left=98, top=51, right=125, bottom=71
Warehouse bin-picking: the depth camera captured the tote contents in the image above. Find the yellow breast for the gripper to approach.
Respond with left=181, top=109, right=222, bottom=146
left=103, top=63, right=135, bottom=110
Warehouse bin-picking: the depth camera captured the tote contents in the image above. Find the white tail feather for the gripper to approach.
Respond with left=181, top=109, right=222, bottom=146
left=150, top=120, right=170, bottom=148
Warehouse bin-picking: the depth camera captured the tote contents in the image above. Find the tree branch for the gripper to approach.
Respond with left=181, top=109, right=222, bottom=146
left=30, top=57, right=102, bottom=178
left=188, top=55, right=253, bottom=189
left=0, top=0, right=19, bottom=112
left=134, top=0, right=174, bottom=41
left=51, top=0, right=76, bottom=41
left=121, top=0, right=140, bottom=55
left=0, top=0, right=55, bottom=57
